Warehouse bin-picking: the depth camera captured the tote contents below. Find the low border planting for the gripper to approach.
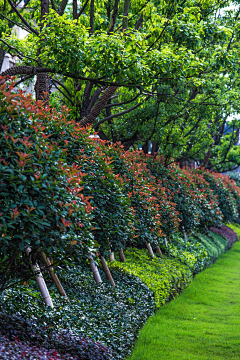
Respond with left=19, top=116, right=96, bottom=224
left=109, top=248, right=193, bottom=309
left=0, top=264, right=155, bottom=360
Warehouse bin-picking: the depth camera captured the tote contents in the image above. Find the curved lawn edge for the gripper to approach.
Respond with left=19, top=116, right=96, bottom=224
left=127, top=225, right=240, bottom=360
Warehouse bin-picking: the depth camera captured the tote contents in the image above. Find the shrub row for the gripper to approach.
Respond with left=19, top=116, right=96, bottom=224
left=210, top=225, right=238, bottom=247
left=109, top=248, right=193, bottom=308
left=0, top=225, right=237, bottom=359
left=1, top=78, right=240, bottom=285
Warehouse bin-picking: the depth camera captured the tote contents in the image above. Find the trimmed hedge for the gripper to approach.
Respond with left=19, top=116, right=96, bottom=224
left=109, top=248, right=193, bottom=308
left=192, top=228, right=232, bottom=264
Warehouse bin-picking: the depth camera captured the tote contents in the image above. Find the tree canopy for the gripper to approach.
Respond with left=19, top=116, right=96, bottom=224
left=1, top=0, right=240, bottom=170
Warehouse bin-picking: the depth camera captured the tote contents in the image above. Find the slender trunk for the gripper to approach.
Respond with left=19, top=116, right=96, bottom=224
left=164, top=237, right=168, bottom=247
left=146, top=242, right=154, bottom=258
left=142, top=141, right=149, bottom=154
left=135, top=12, right=143, bottom=30
left=73, top=0, right=77, bottom=19
left=109, top=252, right=115, bottom=261
left=89, top=0, right=94, bottom=35
left=25, top=248, right=53, bottom=307
left=122, top=0, right=131, bottom=29
left=119, top=248, right=125, bottom=262
left=151, top=140, right=159, bottom=156
left=88, top=253, right=102, bottom=284
left=156, top=245, right=163, bottom=257
left=182, top=226, right=187, bottom=240
left=35, top=0, right=49, bottom=103
left=0, top=45, right=5, bottom=72
left=80, top=86, right=118, bottom=127
left=108, top=0, right=120, bottom=33
left=101, top=256, right=115, bottom=287
left=41, top=252, right=69, bottom=300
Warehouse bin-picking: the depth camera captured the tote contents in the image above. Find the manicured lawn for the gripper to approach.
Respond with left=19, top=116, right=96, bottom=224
left=128, top=240, right=240, bottom=360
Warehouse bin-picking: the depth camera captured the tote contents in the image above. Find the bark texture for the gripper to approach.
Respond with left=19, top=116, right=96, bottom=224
left=80, top=85, right=118, bottom=127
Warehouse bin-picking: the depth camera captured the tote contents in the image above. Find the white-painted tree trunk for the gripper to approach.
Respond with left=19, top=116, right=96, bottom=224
left=109, top=252, right=115, bottom=261
left=164, top=237, right=168, bottom=247
left=25, top=248, right=53, bottom=308
left=182, top=226, right=187, bottom=240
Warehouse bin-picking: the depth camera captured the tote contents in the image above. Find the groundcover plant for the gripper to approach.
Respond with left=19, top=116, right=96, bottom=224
left=0, top=264, right=155, bottom=359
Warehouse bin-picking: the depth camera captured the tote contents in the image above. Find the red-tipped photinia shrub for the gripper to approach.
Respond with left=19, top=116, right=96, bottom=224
left=0, top=77, right=95, bottom=291
left=195, top=169, right=238, bottom=223
left=184, top=168, right=223, bottom=228
left=100, top=145, right=180, bottom=248
left=29, top=105, right=135, bottom=256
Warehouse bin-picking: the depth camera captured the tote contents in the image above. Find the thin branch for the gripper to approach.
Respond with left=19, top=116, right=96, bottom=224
left=13, top=74, right=34, bottom=87
left=57, top=0, right=68, bottom=15
left=0, top=12, right=31, bottom=33
left=7, top=0, right=39, bottom=35
left=104, top=90, right=141, bottom=108
left=52, top=79, right=74, bottom=104
left=77, top=0, right=90, bottom=18
left=51, top=77, right=72, bottom=98
left=94, top=98, right=149, bottom=129
left=0, top=38, right=38, bottom=63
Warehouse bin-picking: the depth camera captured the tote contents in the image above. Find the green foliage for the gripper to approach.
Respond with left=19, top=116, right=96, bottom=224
left=0, top=80, right=95, bottom=290
left=0, top=264, right=155, bottom=359
left=166, top=234, right=209, bottom=274
left=38, top=109, right=135, bottom=255
left=109, top=248, right=193, bottom=308
left=228, top=222, right=240, bottom=239
left=192, top=230, right=228, bottom=264
left=197, top=169, right=238, bottom=223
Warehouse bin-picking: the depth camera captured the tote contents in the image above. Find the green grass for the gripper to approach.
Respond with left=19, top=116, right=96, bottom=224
left=128, top=238, right=240, bottom=360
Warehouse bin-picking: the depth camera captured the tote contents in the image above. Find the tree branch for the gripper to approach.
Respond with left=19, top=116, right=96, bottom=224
left=77, top=0, right=90, bottom=18
left=7, top=0, right=39, bottom=35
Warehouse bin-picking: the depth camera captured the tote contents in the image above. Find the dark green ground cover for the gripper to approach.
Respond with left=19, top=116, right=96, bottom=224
left=128, top=224, right=240, bottom=360
left=0, top=264, right=155, bottom=360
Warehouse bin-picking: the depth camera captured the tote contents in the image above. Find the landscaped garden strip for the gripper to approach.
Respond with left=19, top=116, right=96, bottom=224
left=128, top=224, right=240, bottom=360
left=0, top=265, right=155, bottom=360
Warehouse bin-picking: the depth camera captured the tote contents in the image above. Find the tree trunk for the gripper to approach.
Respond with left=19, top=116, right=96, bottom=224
left=164, top=237, right=168, bottom=247
left=142, top=141, right=149, bottom=154
left=0, top=45, right=5, bottom=72
left=119, top=248, right=125, bottom=262
left=25, top=248, right=53, bottom=307
left=88, top=253, right=102, bottom=284
left=101, top=256, right=115, bottom=287
left=146, top=242, right=154, bottom=257
left=89, top=0, right=94, bottom=35
left=109, top=252, right=115, bottom=261
left=151, top=140, right=159, bottom=155
left=35, top=72, right=49, bottom=102
left=35, top=0, right=49, bottom=103
left=80, top=86, right=118, bottom=127
left=156, top=245, right=163, bottom=257
left=41, top=252, right=69, bottom=300
left=182, top=226, right=187, bottom=240
left=122, top=0, right=131, bottom=29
